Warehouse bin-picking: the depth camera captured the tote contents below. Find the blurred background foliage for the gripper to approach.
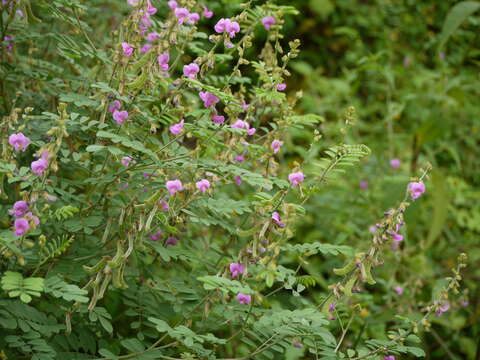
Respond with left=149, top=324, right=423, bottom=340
left=273, top=0, right=480, bottom=358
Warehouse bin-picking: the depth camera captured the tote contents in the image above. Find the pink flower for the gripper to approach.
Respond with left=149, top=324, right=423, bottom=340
left=212, top=115, right=225, bottom=124
left=394, top=286, right=404, bottom=295
left=271, top=140, right=283, bottom=153
left=277, top=83, right=286, bottom=91
left=229, top=263, right=245, bottom=278
left=31, top=158, right=48, bottom=176
left=214, top=18, right=240, bottom=38
left=199, top=91, right=219, bottom=107
left=25, top=212, right=40, bottom=226
left=121, top=42, right=134, bottom=57
left=359, top=181, right=368, bottom=190
left=167, top=0, right=177, bottom=9
left=271, top=212, right=285, bottom=227
left=262, top=16, right=276, bottom=30
left=226, top=21, right=240, bottom=38
left=196, top=179, right=210, bottom=193
left=390, top=158, right=401, bottom=168
left=214, top=18, right=230, bottom=33
left=14, top=218, right=29, bottom=236
left=183, top=62, right=200, bottom=78
left=146, top=0, right=157, bottom=15
left=435, top=301, right=450, bottom=316
left=288, top=171, right=305, bottom=186
left=165, top=236, right=178, bottom=246
left=384, top=357, right=396, bottom=360
left=113, top=110, right=129, bottom=125
left=202, top=6, right=213, bottom=18
left=12, top=201, right=29, bottom=217
left=169, top=120, right=184, bottom=135
left=293, top=341, right=303, bottom=348
left=159, top=199, right=170, bottom=211
left=236, top=293, right=251, bottom=305
left=234, top=175, right=242, bottom=185
left=140, top=43, right=152, bottom=53
left=241, top=102, right=250, bottom=111
left=108, top=100, right=121, bottom=113
left=8, top=133, right=31, bottom=152
left=146, top=32, right=160, bottom=42
left=127, top=0, right=139, bottom=5
left=174, top=8, right=189, bottom=24
left=121, top=156, right=132, bottom=167
left=231, top=120, right=248, bottom=129
left=408, top=182, right=425, bottom=200
left=158, top=52, right=170, bottom=71
left=166, top=179, right=183, bottom=195
left=234, top=154, right=245, bottom=163
left=369, top=225, right=378, bottom=233
left=187, top=12, right=200, bottom=24
left=247, top=127, right=256, bottom=136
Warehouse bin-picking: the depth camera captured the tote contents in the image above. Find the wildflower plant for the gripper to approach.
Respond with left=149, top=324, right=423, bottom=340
left=0, top=1, right=471, bottom=359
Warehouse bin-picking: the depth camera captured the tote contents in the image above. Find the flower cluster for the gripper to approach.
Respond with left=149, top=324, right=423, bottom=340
left=9, top=200, right=40, bottom=237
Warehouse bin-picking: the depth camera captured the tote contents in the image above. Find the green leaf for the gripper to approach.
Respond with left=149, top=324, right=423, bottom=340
left=1, top=272, right=44, bottom=303
left=438, top=1, right=480, bottom=50
left=44, top=276, right=89, bottom=303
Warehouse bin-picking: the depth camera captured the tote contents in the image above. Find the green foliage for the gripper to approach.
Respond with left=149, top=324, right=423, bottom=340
left=1, top=272, right=44, bottom=303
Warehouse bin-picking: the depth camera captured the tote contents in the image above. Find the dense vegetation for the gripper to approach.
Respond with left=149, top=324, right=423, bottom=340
left=1, top=0, right=478, bottom=359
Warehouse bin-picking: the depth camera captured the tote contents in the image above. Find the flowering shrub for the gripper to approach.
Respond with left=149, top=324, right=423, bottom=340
left=0, top=1, right=472, bottom=359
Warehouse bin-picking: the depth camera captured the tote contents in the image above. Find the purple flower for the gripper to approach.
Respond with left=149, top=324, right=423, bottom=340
left=169, top=120, right=184, bottom=135
left=234, top=175, right=242, bottom=185
left=16, top=9, right=24, bottom=17
left=236, top=292, right=251, bottom=305
left=408, top=182, right=426, bottom=200
left=196, top=179, right=210, bottom=193
left=140, top=43, right=152, bottom=53
left=271, top=212, right=285, bottom=227
left=394, top=286, right=404, bottom=296
left=121, top=42, right=134, bottom=57
left=293, top=341, right=303, bottom=349
left=149, top=231, right=162, bottom=241
left=241, top=102, right=250, bottom=111
left=166, top=179, right=183, bottom=195
left=435, top=301, right=450, bottom=316
left=384, top=356, right=396, bottom=360
left=121, top=156, right=132, bottom=167
left=12, top=201, right=29, bottom=217
left=229, top=263, right=245, bottom=278
left=359, top=181, right=368, bottom=190
left=202, top=6, right=213, bottom=18
left=328, top=302, right=336, bottom=312
left=288, top=171, right=305, bottom=186
left=390, top=158, right=401, bottom=168
left=14, top=218, right=29, bottom=236
left=158, top=52, right=170, bottom=71
left=113, top=110, right=129, bottom=125
left=369, top=225, right=378, bottom=233
left=31, top=158, right=48, bottom=176
left=187, top=12, right=200, bottom=24
left=212, top=115, right=225, bottom=124
left=214, top=18, right=230, bottom=33
left=146, top=31, right=160, bottom=42
left=167, top=0, right=177, bottom=9
left=277, top=83, right=286, bottom=91
left=183, top=62, right=200, bottom=78
left=247, top=127, right=256, bottom=136
left=165, top=236, right=178, bottom=246
left=271, top=140, right=283, bottom=153
left=108, top=100, right=122, bottom=113
left=174, top=7, right=189, bottom=24
left=8, top=133, right=31, bottom=152
left=199, top=91, right=219, bottom=108
left=262, top=16, right=276, bottom=30
left=127, top=0, right=139, bottom=5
